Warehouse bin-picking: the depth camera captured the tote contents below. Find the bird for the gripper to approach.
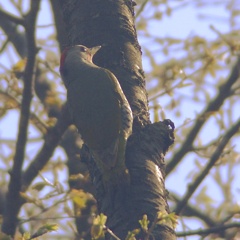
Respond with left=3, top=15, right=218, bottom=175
left=59, top=45, right=133, bottom=189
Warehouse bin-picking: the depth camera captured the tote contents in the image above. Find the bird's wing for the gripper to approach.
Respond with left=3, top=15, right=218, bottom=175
left=102, top=69, right=133, bottom=139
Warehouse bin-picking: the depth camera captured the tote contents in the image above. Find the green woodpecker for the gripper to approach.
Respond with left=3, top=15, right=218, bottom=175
left=60, top=45, right=133, bottom=188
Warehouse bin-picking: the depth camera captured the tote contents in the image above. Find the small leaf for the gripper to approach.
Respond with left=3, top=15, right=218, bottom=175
left=45, top=223, right=59, bottom=231
left=12, top=58, right=27, bottom=72
left=91, top=214, right=107, bottom=239
left=125, top=229, right=140, bottom=240
left=22, top=232, right=31, bottom=240
left=93, top=213, right=107, bottom=226
left=30, top=224, right=58, bottom=239
left=157, top=211, right=178, bottom=229
left=177, top=82, right=193, bottom=88
left=167, top=212, right=178, bottom=229
left=70, top=189, right=88, bottom=209
left=31, top=182, right=47, bottom=191
left=139, top=214, right=149, bottom=232
left=69, top=173, right=85, bottom=181
left=166, top=6, right=172, bottom=16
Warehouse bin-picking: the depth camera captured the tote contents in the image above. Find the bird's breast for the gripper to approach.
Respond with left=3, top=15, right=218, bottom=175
left=67, top=76, right=121, bottom=150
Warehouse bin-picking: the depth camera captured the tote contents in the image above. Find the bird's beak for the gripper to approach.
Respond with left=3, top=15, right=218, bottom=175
left=89, top=46, right=101, bottom=55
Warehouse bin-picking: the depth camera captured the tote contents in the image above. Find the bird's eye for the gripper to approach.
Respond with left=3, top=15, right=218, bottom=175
left=80, top=46, right=87, bottom=52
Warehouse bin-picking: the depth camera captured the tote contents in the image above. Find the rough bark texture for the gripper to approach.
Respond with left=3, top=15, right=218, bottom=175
left=59, top=0, right=176, bottom=239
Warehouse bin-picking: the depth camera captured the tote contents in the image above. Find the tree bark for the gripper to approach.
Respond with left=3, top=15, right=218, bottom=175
left=59, top=0, right=176, bottom=239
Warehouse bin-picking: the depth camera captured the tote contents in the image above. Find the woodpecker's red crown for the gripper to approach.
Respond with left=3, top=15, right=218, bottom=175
left=59, top=45, right=101, bottom=73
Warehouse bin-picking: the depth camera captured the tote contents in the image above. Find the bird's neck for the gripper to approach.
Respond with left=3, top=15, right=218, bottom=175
left=62, top=52, right=99, bottom=88
left=68, top=51, right=95, bottom=68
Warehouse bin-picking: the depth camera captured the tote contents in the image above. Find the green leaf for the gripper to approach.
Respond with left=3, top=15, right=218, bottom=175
left=139, top=214, right=149, bottom=232
left=91, top=214, right=107, bottom=239
left=30, top=224, right=58, bottom=239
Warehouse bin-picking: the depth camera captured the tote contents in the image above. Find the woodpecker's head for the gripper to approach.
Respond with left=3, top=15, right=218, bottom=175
left=60, top=45, right=101, bottom=87
left=60, top=45, right=101, bottom=72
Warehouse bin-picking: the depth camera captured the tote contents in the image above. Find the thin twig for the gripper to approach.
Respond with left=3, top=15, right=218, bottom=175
left=135, top=0, right=149, bottom=18
left=105, top=227, right=121, bottom=240
left=166, top=57, right=240, bottom=175
left=19, top=194, right=71, bottom=225
left=149, top=59, right=213, bottom=101
left=177, top=222, right=240, bottom=237
left=22, top=104, right=70, bottom=189
left=174, top=118, right=240, bottom=214
left=210, top=25, right=233, bottom=49
left=0, top=90, right=48, bottom=133
left=170, top=193, right=216, bottom=227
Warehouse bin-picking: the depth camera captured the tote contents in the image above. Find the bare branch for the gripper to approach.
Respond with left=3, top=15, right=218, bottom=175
left=174, top=118, right=240, bottom=214
left=22, top=104, right=71, bottom=189
left=166, top=57, right=240, bottom=175
left=0, top=8, right=24, bottom=25
left=0, top=13, right=27, bottom=57
left=2, top=1, right=41, bottom=236
left=0, top=90, right=48, bottom=133
left=177, top=222, right=240, bottom=237
left=1, top=104, right=70, bottom=235
left=170, top=194, right=215, bottom=227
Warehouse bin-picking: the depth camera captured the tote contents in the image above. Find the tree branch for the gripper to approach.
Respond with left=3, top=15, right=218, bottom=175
left=0, top=90, right=48, bottom=134
left=174, top=118, right=240, bottom=214
left=1, top=105, right=70, bottom=236
left=170, top=194, right=216, bottom=227
left=0, top=8, right=24, bottom=26
left=176, top=222, right=240, bottom=237
left=2, top=1, right=40, bottom=236
left=22, top=104, right=71, bottom=189
left=166, top=57, right=240, bottom=175
left=0, top=12, right=27, bottom=57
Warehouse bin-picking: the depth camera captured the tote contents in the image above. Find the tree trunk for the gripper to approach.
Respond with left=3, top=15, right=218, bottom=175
left=59, top=0, right=176, bottom=239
